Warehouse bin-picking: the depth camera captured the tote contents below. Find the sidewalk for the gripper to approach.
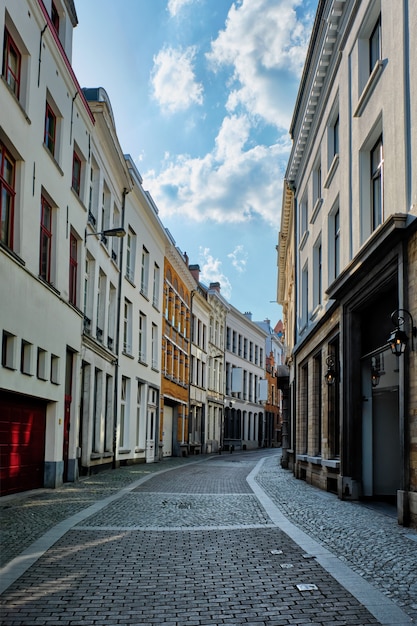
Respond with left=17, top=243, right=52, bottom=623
left=1, top=449, right=416, bottom=623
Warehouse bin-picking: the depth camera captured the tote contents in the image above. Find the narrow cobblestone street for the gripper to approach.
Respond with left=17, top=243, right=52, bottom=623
left=1, top=450, right=416, bottom=625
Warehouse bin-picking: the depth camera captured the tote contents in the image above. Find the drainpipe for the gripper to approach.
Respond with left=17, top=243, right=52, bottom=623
left=38, top=24, right=47, bottom=87
left=112, top=187, right=129, bottom=469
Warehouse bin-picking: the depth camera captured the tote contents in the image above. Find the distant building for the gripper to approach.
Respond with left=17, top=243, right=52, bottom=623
left=224, top=310, right=268, bottom=451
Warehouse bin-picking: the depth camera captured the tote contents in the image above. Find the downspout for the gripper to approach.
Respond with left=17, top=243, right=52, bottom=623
left=38, top=24, right=48, bottom=88
left=112, top=187, right=129, bottom=469
left=70, top=91, right=78, bottom=145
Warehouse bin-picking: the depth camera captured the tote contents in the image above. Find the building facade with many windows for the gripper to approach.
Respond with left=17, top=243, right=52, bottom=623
left=277, top=0, right=417, bottom=526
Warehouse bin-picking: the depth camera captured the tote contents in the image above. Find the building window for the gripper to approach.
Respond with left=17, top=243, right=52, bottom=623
left=333, top=208, right=340, bottom=279
left=153, top=263, right=160, bottom=308
left=108, top=284, right=116, bottom=350
left=139, top=312, right=146, bottom=362
left=44, top=103, right=56, bottom=157
left=332, top=115, right=339, bottom=158
left=51, top=2, right=60, bottom=35
left=123, top=299, right=132, bottom=354
left=152, top=323, right=158, bottom=369
left=2, top=28, right=21, bottom=98
left=72, top=151, right=81, bottom=196
left=120, top=377, right=129, bottom=448
left=125, top=228, right=135, bottom=282
left=69, top=233, right=78, bottom=306
left=299, top=194, right=308, bottom=245
left=141, top=246, right=149, bottom=296
left=0, top=141, right=15, bottom=249
left=88, top=158, right=99, bottom=226
left=313, top=353, right=322, bottom=456
left=301, top=264, right=308, bottom=330
left=313, top=237, right=322, bottom=310
left=371, top=135, right=383, bottom=230
left=40, top=195, right=53, bottom=282
left=369, top=15, right=381, bottom=73
left=96, top=270, right=106, bottom=342
left=100, top=183, right=110, bottom=244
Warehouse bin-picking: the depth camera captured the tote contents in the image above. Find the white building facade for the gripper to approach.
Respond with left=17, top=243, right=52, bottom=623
left=0, top=0, right=95, bottom=493
left=224, top=308, right=267, bottom=451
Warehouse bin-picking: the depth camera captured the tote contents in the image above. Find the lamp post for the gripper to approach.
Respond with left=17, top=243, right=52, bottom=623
left=387, top=309, right=417, bottom=356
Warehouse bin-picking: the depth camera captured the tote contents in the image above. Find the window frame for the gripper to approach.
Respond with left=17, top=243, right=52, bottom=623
left=44, top=103, right=57, bottom=157
left=0, top=141, right=16, bottom=249
left=69, top=232, right=78, bottom=306
left=39, top=195, right=53, bottom=283
left=72, top=150, right=82, bottom=196
left=2, top=28, right=21, bottom=99
left=370, top=135, right=383, bottom=230
left=51, top=2, right=60, bottom=35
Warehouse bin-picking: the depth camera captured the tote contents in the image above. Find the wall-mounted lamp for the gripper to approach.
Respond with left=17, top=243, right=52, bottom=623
left=387, top=309, right=417, bottom=356
left=371, top=367, right=380, bottom=387
left=85, top=227, right=126, bottom=242
left=325, top=355, right=337, bottom=385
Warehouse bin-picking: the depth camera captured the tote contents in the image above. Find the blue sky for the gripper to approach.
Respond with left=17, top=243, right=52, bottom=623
left=72, top=0, right=318, bottom=325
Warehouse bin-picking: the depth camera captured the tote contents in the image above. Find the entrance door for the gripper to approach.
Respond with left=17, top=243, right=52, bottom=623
left=146, top=407, right=156, bottom=463
left=361, top=349, right=401, bottom=499
left=373, top=389, right=400, bottom=497
left=162, top=405, right=173, bottom=457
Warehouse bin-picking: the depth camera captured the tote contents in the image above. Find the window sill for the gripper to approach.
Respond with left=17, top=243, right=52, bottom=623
left=354, top=59, right=384, bottom=118
left=1, top=76, right=31, bottom=124
left=43, top=143, right=64, bottom=176
left=324, top=154, right=339, bottom=189
left=310, top=198, right=323, bottom=225
left=0, top=242, right=26, bottom=266
left=298, top=230, right=309, bottom=251
left=122, top=351, right=135, bottom=360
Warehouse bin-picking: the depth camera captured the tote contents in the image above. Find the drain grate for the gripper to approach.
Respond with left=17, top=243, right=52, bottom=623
left=296, top=583, right=318, bottom=592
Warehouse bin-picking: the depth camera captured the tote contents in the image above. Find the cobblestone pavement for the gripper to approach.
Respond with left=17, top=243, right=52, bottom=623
left=254, top=454, right=417, bottom=623
left=0, top=449, right=416, bottom=625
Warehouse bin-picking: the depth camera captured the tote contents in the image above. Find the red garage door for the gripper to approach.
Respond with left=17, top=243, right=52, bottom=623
left=0, top=392, right=46, bottom=496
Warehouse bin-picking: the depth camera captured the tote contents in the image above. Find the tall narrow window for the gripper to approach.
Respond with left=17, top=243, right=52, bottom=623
left=69, top=233, right=78, bottom=306
left=72, top=151, right=81, bottom=196
left=153, top=263, right=160, bottom=308
left=141, top=246, right=149, bottom=296
left=125, top=228, right=135, bottom=282
left=334, top=208, right=340, bottom=278
left=313, top=238, right=322, bottom=310
left=123, top=299, right=132, bottom=354
left=44, top=104, right=56, bottom=156
left=151, top=323, right=158, bottom=369
left=301, top=264, right=308, bottom=329
left=371, top=136, right=383, bottom=230
left=40, top=196, right=53, bottom=282
left=369, top=15, right=381, bottom=73
left=313, top=354, right=322, bottom=456
left=120, top=377, right=129, bottom=448
left=139, top=312, right=146, bottom=362
left=2, top=29, right=21, bottom=98
left=0, top=141, right=15, bottom=249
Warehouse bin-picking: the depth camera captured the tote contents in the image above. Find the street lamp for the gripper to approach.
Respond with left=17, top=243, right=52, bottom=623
left=325, top=355, right=337, bottom=385
left=387, top=309, right=416, bottom=356
left=85, top=227, right=126, bottom=241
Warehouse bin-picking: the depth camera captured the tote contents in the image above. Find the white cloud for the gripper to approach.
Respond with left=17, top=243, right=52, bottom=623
left=151, top=46, right=203, bottom=113
left=206, top=0, right=314, bottom=129
left=199, top=248, right=232, bottom=299
left=167, top=0, right=197, bottom=18
left=143, top=114, right=289, bottom=226
left=228, top=245, right=247, bottom=273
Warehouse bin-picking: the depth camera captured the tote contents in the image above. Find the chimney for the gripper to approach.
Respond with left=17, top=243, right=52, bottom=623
left=184, top=251, right=189, bottom=266
left=189, top=264, right=200, bottom=283
left=209, top=282, right=221, bottom=293
left=244, top=311, right=252, bottom=321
